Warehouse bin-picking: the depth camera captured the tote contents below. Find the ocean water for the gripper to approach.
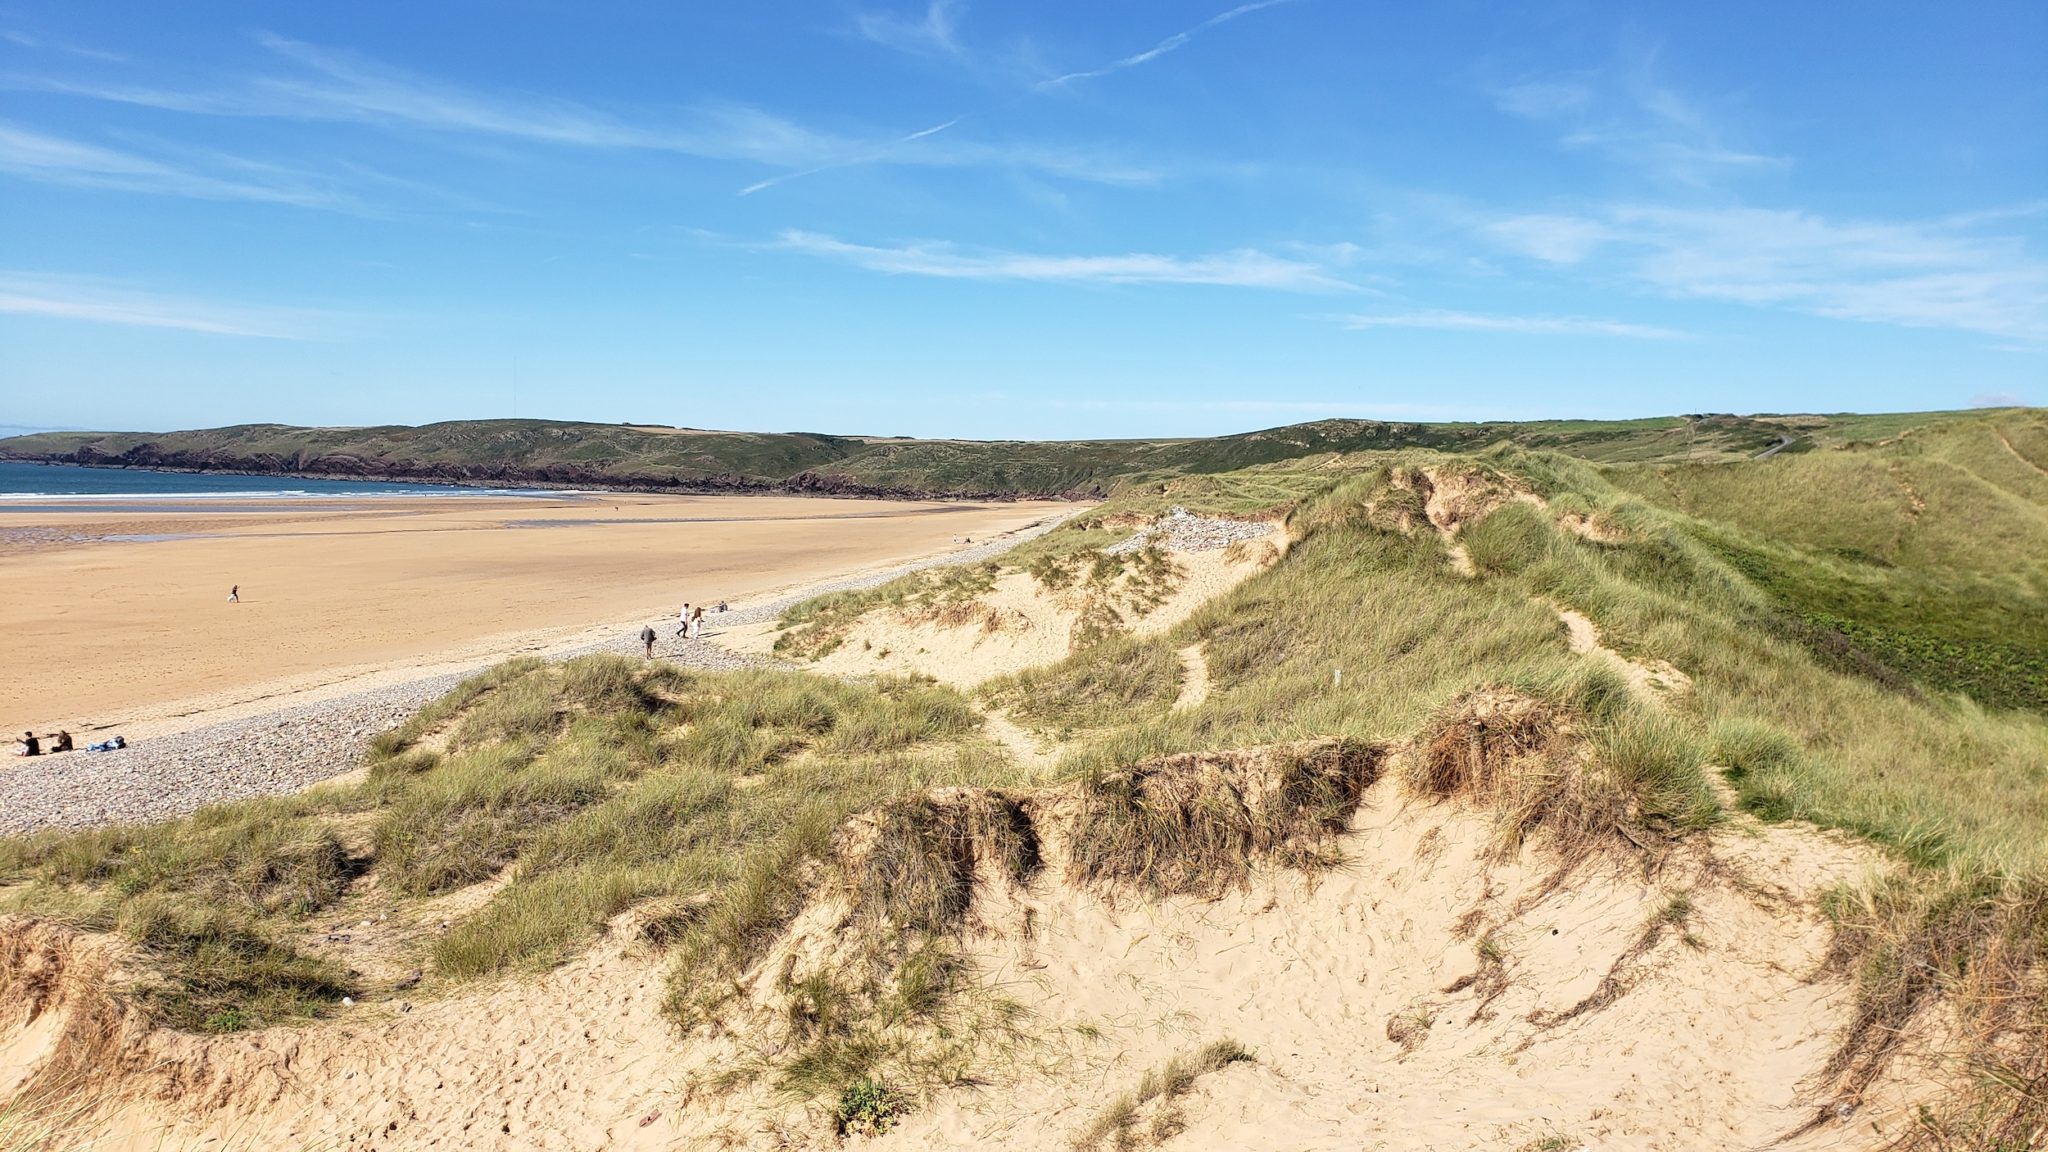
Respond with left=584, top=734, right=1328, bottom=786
left=0, top=460, right=570, bottom=501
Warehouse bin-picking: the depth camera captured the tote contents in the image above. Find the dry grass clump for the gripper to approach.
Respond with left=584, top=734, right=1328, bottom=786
left=1071, top=1039, right=1254, bottom=1151
left=1384, top=1004, right=1435, bottom=1054
left=1112, top=546, right=1184, bottom=615
left=1068, top=594, right=1126, bottom=651
left=1059, top=546, right=1187, bottom=651
left=753, top=937, right=1024, bottom=1124
left=1813, top=873, right=2048, bottom=1149
left=673, top=791, right=1044, bottom=1127
left=1412, top=691, right=1571, bottom=798
left=1411, top=689, right=1717, bottom=861
left=1067, top=740, right=1379, bottom=898
left=844, top=789, right=1040, bottom=935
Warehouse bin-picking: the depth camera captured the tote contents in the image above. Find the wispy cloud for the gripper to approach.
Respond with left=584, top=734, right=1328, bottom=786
left=9, top=33, right=1165, bottom=193
left=252, top=34, right=848, bottom=164
left=1039, top=0, right=1297, bottom=89
left=0, top=273, right=345, bottom=338
left=1492, top=48, right=1781, bottom=184
left=774, top=231, right=1350, bottom=290
left=1484, top=203, right=2048, bottom=341
left=1, top=28, right=125, bottom=62
left=8, top=37, right=863, bottom=164
left=0, top=121, right=358, bottom=209
left=1482, top=214, right=1610, bottom=265
left=855, top=0, right=966, bottom=59
left=1341, top=309, right=1684, bottom=338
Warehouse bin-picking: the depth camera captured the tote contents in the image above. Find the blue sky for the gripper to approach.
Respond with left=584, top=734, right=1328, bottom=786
left=1, top=1, right=2043, bottom=439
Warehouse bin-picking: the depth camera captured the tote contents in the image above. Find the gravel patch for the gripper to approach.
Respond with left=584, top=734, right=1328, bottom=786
left=1105, top=505, right=1275, bottom=555
left=0, top=509, right=1083, bottom=836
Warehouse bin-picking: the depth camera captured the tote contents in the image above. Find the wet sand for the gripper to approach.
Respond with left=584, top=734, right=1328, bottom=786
left=1, top=493, right=1067, bottom=735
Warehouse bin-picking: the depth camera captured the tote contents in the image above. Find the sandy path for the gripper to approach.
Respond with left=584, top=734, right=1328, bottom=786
left=1173, top=643, right=1211, bottom=710
left=1997, top=428, right=2048, bottom=478
left=1556, top=606, right=1692, bottom=701
left=1, top=494, right=1067, bottom=735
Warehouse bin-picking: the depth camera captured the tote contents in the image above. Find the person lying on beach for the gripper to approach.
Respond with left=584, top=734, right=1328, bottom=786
left=17, top=731, right=37, bottom=757
left=88, top=735, right=126, bottom=753
left=51, top=730, right=72, bottom=753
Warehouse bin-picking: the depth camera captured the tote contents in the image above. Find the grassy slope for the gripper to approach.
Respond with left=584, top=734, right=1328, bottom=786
left=0, top=409, right=1993, bottom=498
left=1603, top=409, right=2048, bottom=711
left=2, top=408, right=2044, bottom=1144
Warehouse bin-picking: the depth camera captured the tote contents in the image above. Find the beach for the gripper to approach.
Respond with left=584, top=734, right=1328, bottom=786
left=0, top=491, right=1068, bottom=739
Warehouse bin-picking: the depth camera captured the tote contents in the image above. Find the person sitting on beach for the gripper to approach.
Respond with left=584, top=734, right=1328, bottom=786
left=17, top=731, right=38, bottom=757
left=717, top=600, right=728, bottom=613
left=51, top=730, right=72, bottom=753
left=640, top=624, right=657, bottom=658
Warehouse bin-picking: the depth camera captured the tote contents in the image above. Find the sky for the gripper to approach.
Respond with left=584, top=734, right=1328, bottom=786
left=1, top=1, right=2044, bottom=439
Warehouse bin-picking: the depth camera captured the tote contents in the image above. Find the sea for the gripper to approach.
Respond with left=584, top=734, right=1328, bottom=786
left=0, top=460, right=575, bottom=506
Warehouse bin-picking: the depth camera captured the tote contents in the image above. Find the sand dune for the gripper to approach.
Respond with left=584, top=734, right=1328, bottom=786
left=0, top=754, right=1907, bottom=1151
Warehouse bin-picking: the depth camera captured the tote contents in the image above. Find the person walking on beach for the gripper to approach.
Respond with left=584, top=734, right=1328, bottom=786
left=677, top=603, right=691, bottom=638
left=227, top=585, right=239, bottom=603
left=640, top=624, right=657, bottom=658
left=689, top=606, right=705, bottom=641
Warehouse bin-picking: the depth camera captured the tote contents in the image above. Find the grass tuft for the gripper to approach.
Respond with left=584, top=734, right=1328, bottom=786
left=845, top=790, right=1040, bottom=935
left=1067, top=741, right=1378, bottom=898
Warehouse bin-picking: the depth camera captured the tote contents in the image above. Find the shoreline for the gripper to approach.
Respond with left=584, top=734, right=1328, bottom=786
left=0, top=508, right=1081, bottom=835
left=0, top=454, right=1087, bottom=503
left=2, top=492, right=1064, bottom=729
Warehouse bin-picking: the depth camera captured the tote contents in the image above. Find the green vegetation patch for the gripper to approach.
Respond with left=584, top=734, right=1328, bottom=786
left=1703, top=536, right=2048, bottom=712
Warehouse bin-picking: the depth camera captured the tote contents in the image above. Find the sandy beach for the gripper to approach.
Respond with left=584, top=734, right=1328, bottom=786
left=1, top=492, right=1067, bottom=737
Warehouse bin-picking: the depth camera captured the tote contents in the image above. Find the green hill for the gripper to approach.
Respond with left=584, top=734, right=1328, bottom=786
left=0, top=409, right=2009, bottom=499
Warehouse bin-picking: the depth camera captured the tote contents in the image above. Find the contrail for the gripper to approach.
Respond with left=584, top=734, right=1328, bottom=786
left=736, top=0, right=1302, bottom=195
left=1038, top=0, right=1299, bottom=89
left=737, top=117, right=964, bottom=196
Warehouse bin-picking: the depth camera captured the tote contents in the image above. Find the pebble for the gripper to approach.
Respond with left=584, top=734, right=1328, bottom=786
left=0, top=509, right=1083, bottom=836
left=1104, top=505, right=1274, bottom=555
